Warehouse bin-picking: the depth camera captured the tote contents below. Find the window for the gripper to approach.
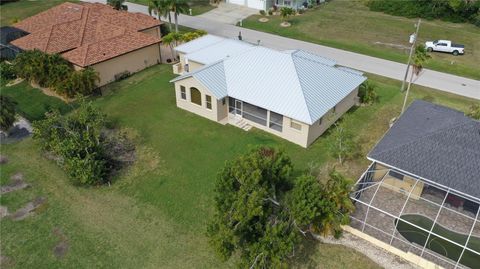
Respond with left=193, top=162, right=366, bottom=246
left=206, top=95, right=212, bottom=109
left=180, top=86, right=186, bottom=100
left=290, top=120, right=302, bottom=131
left=318, top=117, right=322, bottom=125
left=190, top=87, right=201, bottom=106
left=269, top=111, right=283, bottom=132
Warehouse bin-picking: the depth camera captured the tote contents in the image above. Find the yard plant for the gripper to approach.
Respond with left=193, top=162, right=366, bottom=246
left=0, top=95, right=17, bottom=131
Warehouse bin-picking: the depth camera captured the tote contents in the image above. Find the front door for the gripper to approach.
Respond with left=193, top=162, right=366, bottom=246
left=234, top=100, right=242, bottom=117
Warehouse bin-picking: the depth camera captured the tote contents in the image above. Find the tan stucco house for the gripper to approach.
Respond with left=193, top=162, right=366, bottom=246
left=170, top=35, right=366, bottom=148
left=10, top=2, right=162, bottom=87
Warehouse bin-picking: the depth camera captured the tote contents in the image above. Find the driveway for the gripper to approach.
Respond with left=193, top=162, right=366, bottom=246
left=197, top=3, right=259, bottom=25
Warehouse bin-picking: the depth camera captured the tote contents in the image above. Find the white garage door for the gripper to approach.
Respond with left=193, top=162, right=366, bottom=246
left=247, top=0, right=264, bottom=9
left=228, top=0, right=246, bottom=6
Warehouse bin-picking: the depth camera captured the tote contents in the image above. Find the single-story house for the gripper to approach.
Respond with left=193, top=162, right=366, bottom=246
left=350, top=100, right=480, bottom=269
left=10, top=2, right=162, bottom=87
left=170, top=35, right=366, bottom=148
left=226, top=0, right=325, bottom=11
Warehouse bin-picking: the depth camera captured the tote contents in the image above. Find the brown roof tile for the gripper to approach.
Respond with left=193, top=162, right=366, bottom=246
left=11, top=2, right=161, bottom=67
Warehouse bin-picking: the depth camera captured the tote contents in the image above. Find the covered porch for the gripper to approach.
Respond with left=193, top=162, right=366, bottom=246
left=227, top=97, right=284, bottom=132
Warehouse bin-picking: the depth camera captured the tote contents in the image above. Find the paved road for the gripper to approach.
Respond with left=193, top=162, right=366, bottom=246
left=84, top=0, right=480, bottom=100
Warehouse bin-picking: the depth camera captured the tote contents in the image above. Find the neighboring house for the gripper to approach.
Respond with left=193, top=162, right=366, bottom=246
left=226, top=0, right=319, bottom=10
left=10, top=2, right=162, bottom=87
left=170, top=35, right=366, bottom=148
left=0, top=26, right=28, bottom=61
left=350, top=100, right=480, bottom=269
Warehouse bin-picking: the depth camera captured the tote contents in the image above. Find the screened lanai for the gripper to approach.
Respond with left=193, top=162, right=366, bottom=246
left=350, top=162, right=480, bottom=269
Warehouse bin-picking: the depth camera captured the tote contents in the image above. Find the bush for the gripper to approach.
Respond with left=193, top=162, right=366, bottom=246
left=268, top=9, right=273, bottom=15
left=0, top=95, right=17, bottom=131
left=33, top=101, right=109, bottom=185
left=358, top=81, right=378, bottom=105
left=466, top=103, right=480, bottom=120
left=259, top=10, right=266, bottom=15
left=13, top=50, right=99, bottom=98
left=0, top=61, right=16, bottom=82
left=366, top=0, right=480, bottom=25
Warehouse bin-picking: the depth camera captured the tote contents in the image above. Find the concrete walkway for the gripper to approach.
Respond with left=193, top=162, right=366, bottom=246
left=83, top=0, right=480, bottom=100
left=197, top=2, right=258, bottom=24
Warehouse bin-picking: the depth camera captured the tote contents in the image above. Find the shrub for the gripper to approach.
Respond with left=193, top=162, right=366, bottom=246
left=268, top=9, right=273, bottom=15
left=280, top=7, right=294, bottom=22
left=0, top=61, right=16, bottom=82
left=366, top=0, right=480, bottom=25
left=0, top=95, right=17, bottom=131
left=58, top=67, right=99, bottom=98
left=259, top=10, right=266, bottom=15
left=358, top=81, right=378, bottom=105
left=466, top=103, right=480, bottom=120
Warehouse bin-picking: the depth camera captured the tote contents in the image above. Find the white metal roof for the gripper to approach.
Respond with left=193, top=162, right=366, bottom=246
left=171, top=42, right=366, bottom=125
left=185, top=39, right=254, bottom=64
left=174, top=34, right=224, bottom=54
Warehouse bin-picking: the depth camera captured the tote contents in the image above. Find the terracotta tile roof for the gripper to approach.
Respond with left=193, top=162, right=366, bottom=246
left=11, top=2, right=161, bottom=67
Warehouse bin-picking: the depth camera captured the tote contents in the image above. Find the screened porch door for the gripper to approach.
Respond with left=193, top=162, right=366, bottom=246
left=234, top=100, right=242, bottom=117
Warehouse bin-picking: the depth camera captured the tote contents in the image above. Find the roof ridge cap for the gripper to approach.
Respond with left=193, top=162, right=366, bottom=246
left=78, top=6, right=90, bottom=47
left=290, top=53, right=314, bottom=124
left=43, top=25, right=55, bottom=52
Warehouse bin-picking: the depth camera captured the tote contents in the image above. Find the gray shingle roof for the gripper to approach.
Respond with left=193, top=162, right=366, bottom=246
left=368, top=100, right=480, bottom=200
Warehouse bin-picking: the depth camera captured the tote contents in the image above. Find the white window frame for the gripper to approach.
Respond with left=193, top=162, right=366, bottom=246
left=206, top=95, right=212, bottom=110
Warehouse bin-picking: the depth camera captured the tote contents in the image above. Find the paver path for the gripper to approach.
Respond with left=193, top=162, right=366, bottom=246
left=82, top=0, right=480, bottom=100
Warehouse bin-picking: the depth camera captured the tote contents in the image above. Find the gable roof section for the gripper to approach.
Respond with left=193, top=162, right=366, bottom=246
left=171, top=45, right=366, bottom=124
left=174, top=34, right=224, bottom=54
left=10, top=2, right=161, bottom=67
left=369, top=100, right=480, bottom=200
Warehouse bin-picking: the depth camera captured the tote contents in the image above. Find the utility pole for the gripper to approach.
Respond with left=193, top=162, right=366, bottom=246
left=400, top=19, right=421, bottom=94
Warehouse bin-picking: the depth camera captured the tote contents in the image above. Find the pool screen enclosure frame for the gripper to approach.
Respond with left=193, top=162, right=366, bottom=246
left=350, top=161, right=480, bottom=269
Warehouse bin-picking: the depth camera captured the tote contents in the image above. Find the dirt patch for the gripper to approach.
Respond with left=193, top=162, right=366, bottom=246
left=5, top=78, right=24, bottom=87
left=0, top=255, right=14, bottom=268
left=0, top=155, right=7, bottom=164
left=0, top=206, right=9, bottom=219
left=10, top=197, right=47, bottom=221
left=1, top=173, right=30, bottom=194
left=280, top=21, right=291, bottom=27
left=52, top=228, right=69, bottom=259
left=30, top=82, right=72, bottom=103
left=374, top=41, right=409, bottom=51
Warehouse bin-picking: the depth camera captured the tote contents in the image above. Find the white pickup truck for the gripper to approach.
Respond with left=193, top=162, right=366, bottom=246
left=425, top=40, right=465, bottom=56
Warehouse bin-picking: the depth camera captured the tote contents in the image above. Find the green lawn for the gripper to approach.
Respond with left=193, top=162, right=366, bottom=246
left=0, top=64, right=395, bottom=268
left=0, top=0, right=78, bottom=27
left=242, top=1, right=480, bottom=80
left=396, top=215, right=480, bottom=268
left=1, top=81, right=73, bottom=121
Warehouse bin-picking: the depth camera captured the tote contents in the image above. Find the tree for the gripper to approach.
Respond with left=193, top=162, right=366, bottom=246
left=358, top=81, right=378, bottom=105
left=148, top=0, right=170, bottom=29
left=162, top=32, right=183, bottom=60
left=280, top=7, right=294, bottom=22
left=328, top=122, right=357, bottom=164
left=207, top=147, right=299, bottom=268
left=0, top=95, right=17, bottom=131
left=0, top=61, right=16, bottom=81
left=466, top=103, right=480, bottom=120
left=167, top=0, right=189, bottom=33
left=401, top=45, right=431, bottom=114
left=59, top=67, right=99, bottom=98
left=33, top=100, right=109, bottom=185
left=288, top=170, right=354, bottom=238
left=107, top=0, right=128, bottom=10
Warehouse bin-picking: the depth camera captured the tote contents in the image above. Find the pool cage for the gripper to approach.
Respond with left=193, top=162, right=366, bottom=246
left=350, top=162, right=480, bottom=269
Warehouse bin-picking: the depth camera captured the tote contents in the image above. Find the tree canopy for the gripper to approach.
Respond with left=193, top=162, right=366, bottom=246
left=207, top=147, right=354, bottom=268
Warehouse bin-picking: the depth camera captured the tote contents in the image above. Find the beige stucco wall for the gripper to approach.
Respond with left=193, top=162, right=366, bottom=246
left=90, top=43, right=160, bottom=86
left=140, top=26, right=161, bottom=39
left=177, top=52, right=205, bottom=73
left=306, top=87, right=359, bottom=146
left=174, top=76, right=227, bottom=122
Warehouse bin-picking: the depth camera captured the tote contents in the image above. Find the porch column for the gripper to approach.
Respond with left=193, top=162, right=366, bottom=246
left=266, top=110, right=271, bottom=128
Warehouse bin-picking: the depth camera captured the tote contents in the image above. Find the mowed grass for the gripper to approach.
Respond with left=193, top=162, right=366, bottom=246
left=0, top=64, right=393, bottom=269
left=242, top=1, right=480, bottom=80
left=128, top=0, right=216, bottom=15
left=0, top=0, right=78, bottom=27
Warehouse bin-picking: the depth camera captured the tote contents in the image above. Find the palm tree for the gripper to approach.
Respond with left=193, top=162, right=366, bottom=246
left=162, top=32, right=183, bottom=60
left=148, top=0, right=171, bottom=31
left=107, top=0, right=128, bottom=11
left=167, top=0, right=189, bottom=33
left=401, top=45, right=431, bottom=114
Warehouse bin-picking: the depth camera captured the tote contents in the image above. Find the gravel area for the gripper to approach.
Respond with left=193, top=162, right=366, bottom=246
left=317, top=231, right=418, bottom=269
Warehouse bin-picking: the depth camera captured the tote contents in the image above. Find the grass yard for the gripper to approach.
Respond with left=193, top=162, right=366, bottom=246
left=396, top=215, right=480, bottom=268
left=242, top=1, right=480, bottom=80
left=0, top=64, right=476, bottom=268
left=0, top=0, right=78, bottom=27
left=1, top=81, right=73, bottom=121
